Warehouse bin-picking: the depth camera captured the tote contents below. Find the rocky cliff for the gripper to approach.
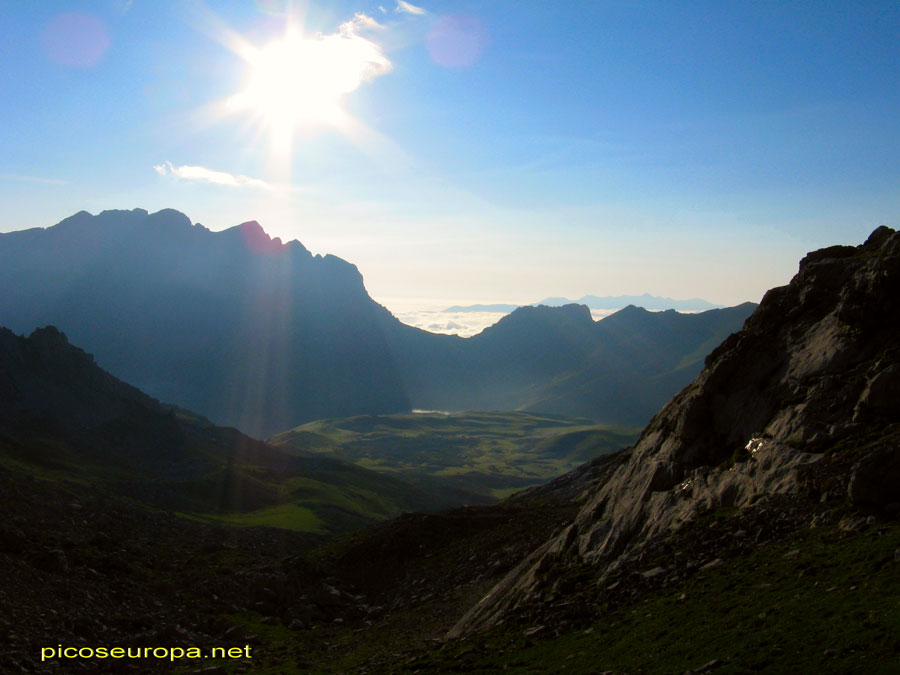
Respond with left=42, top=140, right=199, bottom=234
left=450, top=226, right=900, bottom=636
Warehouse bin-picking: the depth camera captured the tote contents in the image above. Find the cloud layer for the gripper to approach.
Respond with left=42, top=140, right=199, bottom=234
left=392, top=306, right=619, bottom=337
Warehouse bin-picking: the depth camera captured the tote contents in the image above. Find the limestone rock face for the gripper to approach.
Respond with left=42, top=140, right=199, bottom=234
left=450, top=226, right=900, bottom=636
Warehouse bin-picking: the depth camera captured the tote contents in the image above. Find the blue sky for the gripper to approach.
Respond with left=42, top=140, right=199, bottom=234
left=2, top=0, right=898, bottom=309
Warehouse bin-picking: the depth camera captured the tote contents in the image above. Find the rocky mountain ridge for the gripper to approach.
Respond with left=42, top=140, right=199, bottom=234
left=0, top=208, right=409, bottom=437
left=449, top=225, right=900, bottom=636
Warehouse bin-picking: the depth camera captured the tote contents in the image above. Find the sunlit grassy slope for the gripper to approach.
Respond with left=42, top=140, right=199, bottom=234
left=269, top=411, right=639, bottom=498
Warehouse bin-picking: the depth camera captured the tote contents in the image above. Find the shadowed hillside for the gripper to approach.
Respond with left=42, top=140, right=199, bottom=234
left=0, top=325, right=489, bottom=535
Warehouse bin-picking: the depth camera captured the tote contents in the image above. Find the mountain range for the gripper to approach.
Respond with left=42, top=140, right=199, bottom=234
left=384, top=301, right=756, bottom=426
left=0, top=208, right=754, bottom=437
left=2, top=223, right=898, bottom=672
left=445, top=293, right=722, bottom=313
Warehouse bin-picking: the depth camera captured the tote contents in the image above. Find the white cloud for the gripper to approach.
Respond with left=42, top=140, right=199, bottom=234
left=153, top=161, right=269, bottom=189
left=341, top=12, right=385, bottom=33
left=395, top=0, right=426, bottom=15
left=394, top=309, right=510, bottom=337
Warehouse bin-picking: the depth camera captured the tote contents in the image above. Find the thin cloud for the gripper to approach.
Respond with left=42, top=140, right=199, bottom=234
left=0, top=173, right=70, bottom=185
left=342, top=12, right=385, bottom=33
left=328, top=14, right=393, bottom=87
left=395, top=1, right=426, bottom=15
left=154, top=161, right=269, bottom=189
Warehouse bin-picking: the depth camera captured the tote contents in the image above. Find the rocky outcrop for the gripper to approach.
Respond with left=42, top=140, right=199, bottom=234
left=450, top=226, right=900, bottom=636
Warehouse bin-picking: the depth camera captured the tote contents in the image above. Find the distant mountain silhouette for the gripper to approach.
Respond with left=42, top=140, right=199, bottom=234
left=0, top=208, right=408, bottom=437
left=446, top=293, right=722, bottom=313
left=574, top=293, right=720, bottom=310
left=383, top=302, right=757, bottom=426
left=1, top=209, right=753, bottom=435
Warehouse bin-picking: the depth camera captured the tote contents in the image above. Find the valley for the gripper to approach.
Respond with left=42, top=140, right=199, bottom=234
left=269, top=411, right=639, bottom=498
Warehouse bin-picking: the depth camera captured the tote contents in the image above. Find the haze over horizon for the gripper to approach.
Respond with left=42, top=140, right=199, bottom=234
left=2, top=1, right=898, bottom=309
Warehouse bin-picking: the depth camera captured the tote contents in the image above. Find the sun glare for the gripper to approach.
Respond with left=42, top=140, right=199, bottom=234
left=227, top=25, right=391, bottom=147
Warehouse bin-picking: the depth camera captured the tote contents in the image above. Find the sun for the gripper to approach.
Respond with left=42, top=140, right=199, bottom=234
left=227, top=25, right=391, bottom=147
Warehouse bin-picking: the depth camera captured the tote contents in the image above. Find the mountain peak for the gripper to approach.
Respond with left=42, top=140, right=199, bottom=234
left=28, top=324, right=70, bottom=348
left=864, top=224, right=895, bottom=248
left=144, top=208, right=192, bottom=234
left=506, top=302, right=593, bottom=325
left=618, top=304, right=648, bottom=314
left=223, top=219, right=310, bottom=256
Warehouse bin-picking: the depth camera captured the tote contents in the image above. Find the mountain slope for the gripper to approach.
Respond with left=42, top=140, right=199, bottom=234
left=448, top=225, right=900, bottom=636
left=0, top=325, right=489, bottom=534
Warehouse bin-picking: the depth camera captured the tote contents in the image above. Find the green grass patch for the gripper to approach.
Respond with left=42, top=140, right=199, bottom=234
left=399, top=522, right=900, bottom=673
left=270, top=412, right=639, bottom=499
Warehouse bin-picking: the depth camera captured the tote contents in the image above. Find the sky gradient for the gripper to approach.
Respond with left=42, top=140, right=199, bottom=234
left=2, top=0, right=898, bottom=310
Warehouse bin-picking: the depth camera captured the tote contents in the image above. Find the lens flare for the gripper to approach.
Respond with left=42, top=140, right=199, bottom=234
left=227, top=24, right=391, bottom=150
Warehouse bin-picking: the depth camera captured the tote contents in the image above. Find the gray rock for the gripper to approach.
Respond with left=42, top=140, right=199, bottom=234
left=858, top=363, right=900, bottom=412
